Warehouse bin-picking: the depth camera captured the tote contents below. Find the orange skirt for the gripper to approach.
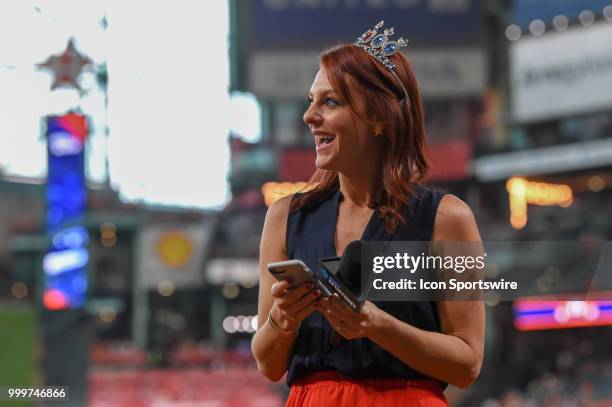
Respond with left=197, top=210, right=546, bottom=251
left=286, top=371, right=448, bottom=407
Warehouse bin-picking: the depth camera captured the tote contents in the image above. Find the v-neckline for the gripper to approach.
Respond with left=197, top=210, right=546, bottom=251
left=330, top=188, right=381, bottom=257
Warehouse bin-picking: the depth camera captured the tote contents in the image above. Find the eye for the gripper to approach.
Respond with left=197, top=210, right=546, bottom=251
left=325, top=98, right=339, bottom=107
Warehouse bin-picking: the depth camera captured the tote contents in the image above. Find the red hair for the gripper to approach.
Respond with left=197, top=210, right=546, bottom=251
left=291, top=44, right=430, bottom=233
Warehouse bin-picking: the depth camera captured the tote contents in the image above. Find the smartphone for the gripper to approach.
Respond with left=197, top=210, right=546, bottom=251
left=267, top=259, right=332, bottom=297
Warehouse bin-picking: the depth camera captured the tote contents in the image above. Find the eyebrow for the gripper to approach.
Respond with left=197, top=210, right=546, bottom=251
left=308, top=89, right=337, bottom=98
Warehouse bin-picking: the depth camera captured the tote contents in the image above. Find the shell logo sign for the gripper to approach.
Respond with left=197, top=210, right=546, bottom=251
left=155, top=231, right=194, bottom=268
left=139, top=224, right=210, bottom=289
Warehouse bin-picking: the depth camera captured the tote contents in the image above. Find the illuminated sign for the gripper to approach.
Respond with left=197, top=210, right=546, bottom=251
left=260, top=182, right=315, bottom=207
left=506, top=177, right=573, bottom=229
left=44, top=113, right=89, bottom=309
left=514, top=293, right=612, bottom=331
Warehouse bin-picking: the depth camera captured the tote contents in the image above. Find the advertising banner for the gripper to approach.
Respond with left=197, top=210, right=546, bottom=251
left=250, top=48, right=486, bottom=99
left=511, top=23, right=612, bottom=123
left=474, top=138, right=612, bottom=181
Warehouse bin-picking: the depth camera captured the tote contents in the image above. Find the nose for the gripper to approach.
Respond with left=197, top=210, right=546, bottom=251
left=303, top=102, right=322, bottom=128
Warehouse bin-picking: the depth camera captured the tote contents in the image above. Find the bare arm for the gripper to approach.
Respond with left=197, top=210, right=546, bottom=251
left=317, top=194, right=485, bottom=388
left=251, top=195, right=321, bottom=381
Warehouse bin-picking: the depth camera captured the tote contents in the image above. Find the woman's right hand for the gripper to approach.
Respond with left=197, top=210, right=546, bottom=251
left=269, top=280, right=321, bottom=332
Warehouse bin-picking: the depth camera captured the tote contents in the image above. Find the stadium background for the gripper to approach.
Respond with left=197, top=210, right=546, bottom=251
left=1, top=0, right=612, bottom=405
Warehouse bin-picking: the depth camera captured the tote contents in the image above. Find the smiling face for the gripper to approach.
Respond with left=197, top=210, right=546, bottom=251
left=303, top=67, right=380, bottom=174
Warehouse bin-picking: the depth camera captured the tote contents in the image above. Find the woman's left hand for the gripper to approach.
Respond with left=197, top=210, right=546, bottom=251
left=315, top=294, right=384, bottom=340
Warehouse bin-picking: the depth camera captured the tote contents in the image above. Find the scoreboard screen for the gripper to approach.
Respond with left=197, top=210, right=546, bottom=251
left=43, top=113, right=89, bottom=309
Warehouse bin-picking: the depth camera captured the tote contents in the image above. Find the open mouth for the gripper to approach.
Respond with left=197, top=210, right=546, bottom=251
left=316, top=135, right=336, bottom=146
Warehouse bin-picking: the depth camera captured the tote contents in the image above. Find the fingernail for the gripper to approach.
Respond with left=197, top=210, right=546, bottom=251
left=313, top=290, right=320, bottom=296
left=306, top=283, right=313, bottom=289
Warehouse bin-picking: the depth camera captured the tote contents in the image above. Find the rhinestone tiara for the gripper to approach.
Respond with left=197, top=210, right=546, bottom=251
left=353, top=21, right=410, bottom=106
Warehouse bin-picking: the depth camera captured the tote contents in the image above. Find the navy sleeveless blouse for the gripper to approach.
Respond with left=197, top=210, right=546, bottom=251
left=285, top=185, right=446, bottom=387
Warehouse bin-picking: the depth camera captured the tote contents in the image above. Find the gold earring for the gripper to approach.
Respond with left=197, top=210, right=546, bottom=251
left=374, top=124, right=383, bottom=137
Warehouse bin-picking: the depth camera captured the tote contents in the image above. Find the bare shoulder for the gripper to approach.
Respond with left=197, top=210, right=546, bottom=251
left=265, top=194, right=293, bottom=224
left=261, top=194, right=294, bottom=255
left=432, top=194, right=481, bottom=241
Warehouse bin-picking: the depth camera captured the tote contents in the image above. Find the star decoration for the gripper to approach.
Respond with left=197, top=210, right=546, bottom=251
left=37, top=39, right=92, bottom=91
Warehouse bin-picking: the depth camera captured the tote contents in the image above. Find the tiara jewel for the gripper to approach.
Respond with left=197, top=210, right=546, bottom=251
left=354, top=21, right=408, bottom=72
left=353, top=21, right=410, bottom=105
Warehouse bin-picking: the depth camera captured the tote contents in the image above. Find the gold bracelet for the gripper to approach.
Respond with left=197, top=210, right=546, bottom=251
left=267, top=311, right=300, bottom=337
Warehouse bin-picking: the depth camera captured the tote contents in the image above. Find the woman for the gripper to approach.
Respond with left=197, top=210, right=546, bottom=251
left=251, top=21, right=484, bottom=406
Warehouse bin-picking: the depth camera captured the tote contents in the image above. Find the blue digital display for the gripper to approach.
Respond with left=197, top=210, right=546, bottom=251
left=514, top=0, right=611, bottom=28
left=43, top=113, right=89, bottom=309
left=250, top=0, right=483, bottom=46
